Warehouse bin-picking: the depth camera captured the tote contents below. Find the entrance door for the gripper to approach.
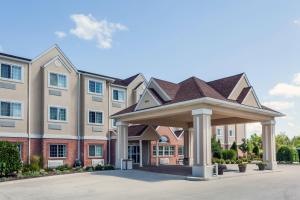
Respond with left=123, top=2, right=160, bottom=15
left=128, top=145, right=140, bottom=164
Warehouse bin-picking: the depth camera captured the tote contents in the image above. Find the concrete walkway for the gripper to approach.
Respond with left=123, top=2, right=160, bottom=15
left=0, top=165, right=299, bottom=200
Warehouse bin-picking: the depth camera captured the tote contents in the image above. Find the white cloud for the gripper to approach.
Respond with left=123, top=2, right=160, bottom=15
left=262, top=101, right=295, bottom=110
left=70, top=14, right=128, bottom=49
left=55, top=31, right=67, bottom=39
left=269, top=83, right=300, bottom=97
left=293, top=73, right=300, bottom=85
left=293, top=19, right=300, bottom=25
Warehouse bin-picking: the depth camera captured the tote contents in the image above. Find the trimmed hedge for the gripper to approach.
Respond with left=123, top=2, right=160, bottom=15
left=0, top=141, right=22, bottom=176
left=277, top=146, right=299, bottom=163
left=222, top=149, right=237, bottom=160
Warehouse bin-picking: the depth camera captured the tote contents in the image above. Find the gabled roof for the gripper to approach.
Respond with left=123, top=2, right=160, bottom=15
left=114, top=73, right=141, bottom=86
left=237, top=87, right=252, bottom=104
left=153, top=78, right=180, bottom=99
left=173, top=129, right=184, bottom=138
left=128, top=125, right=148, bottom=137
left=207, top=73, right=244, bottom=98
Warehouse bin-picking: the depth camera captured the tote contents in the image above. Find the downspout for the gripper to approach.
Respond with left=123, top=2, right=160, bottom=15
left=27, top=62, right=31, bottom=164
left=77, top=73, right=81, bottom=160
left=108, top=82, right=111, bottom=164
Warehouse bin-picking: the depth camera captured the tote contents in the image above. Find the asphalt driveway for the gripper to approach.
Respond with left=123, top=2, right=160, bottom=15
left=0, top=165, right=299, bottom=200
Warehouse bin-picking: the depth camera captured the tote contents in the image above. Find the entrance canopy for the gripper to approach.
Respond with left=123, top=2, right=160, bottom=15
left=111, top=73, right=284, bottom=178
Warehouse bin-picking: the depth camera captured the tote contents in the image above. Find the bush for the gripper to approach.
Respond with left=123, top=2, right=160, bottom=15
left=230, top=142, right=237, bottom=151
left=55, top=164, right=71, bottom=171
left=277, top=146, right=299, bottom=163
left=94, top=165, right=103, bottom=171
left=0, top=141, right=22, bottom=176
left=252, top=145, right=260, bottom=156
left=74, top=159, right=82, bottom=167
left=225, top=159, right=231, bottom=164
left=85, top=166, right=94, bottom=172
left=222, top=149, right=237, bottom=160
left=30, top=155, right=41, bottom=172
left=211, top=138, right=222, bottom=159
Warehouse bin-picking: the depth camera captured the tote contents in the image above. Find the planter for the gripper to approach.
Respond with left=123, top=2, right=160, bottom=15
left=256, top=162, right=267, bottom=171
left=238, top=164, right=247, bottom=173
left=218, top=164, right=227, bottom=175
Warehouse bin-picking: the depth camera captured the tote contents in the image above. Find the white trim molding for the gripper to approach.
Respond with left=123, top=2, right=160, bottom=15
left=116, top=121, right=129, bottom=126
left=261, top=120, right=276, bottom=126
left=192, top=108, right=212, bottom=116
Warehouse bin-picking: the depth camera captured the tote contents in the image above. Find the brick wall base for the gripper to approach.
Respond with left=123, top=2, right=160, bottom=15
left=81, top=140, right=107, bottom=167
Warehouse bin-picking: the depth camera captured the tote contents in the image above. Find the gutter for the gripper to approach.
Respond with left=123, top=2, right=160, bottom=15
left=111, top=97, right=284, bottom=119
left=27, top=62, right=31, bottom=164
left=77, top=73, right=81, bottom=160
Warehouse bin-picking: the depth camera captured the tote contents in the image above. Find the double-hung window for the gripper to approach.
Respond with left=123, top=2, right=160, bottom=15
left=153, top=145, right=175, bottom=157
left=49, top=144, right=67, bottom=158
left=88, top=145, right=103, bottom=157
left=178, top=146, right=184, bottom=156
left=49, top=72, right=67, bottom=89
left=49, top=106, right=67, bottom=121
left=112, top=89, right=125, bottom=102
left=0, top=101, right=22, bottom=118
left=0, top=63, right=22, bottom=81
left=88, top=80, right=103, bottom=95
left=88, top=111, right=103, bottom=125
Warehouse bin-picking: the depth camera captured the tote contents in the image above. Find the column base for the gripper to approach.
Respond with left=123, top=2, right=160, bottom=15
left=266, top=161, right=277, bottom=170
left=192, top=165, right=213, bottom=178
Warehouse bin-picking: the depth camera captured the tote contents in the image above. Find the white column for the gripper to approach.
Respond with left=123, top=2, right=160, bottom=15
left=189, top=128, right=194, bottom=166
left=261, top=120, right=277, bottom=170
left=184, top=128, right=190, bottom=165
left=156, top=140, right=159, bottom=166
left=192, top=108, right=213, bottom=178
left=115, top=121, right=129, bottom=169
left=139, top=140, right=143, bottom=167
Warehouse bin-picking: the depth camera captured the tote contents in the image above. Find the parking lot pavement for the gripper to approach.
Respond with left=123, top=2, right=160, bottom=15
left=0, top=165, right=299, bottom=200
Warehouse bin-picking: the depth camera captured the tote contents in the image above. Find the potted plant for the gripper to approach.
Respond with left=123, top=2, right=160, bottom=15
left=218, top=164, right=227, bottom=175
left=256, top=162, right=267, bottom=171
left=237, top=160, right=247, bottom=173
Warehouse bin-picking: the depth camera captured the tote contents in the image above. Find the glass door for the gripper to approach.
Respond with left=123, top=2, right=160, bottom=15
left=128, top=145, right=140, bottom=164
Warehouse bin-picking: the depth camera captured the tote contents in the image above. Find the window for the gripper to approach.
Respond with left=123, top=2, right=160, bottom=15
left=112, top=89, right=125, bottom=102
left=49, top=72, right=67, bottom=89
left=159, top=136, right=169, bottom=143
left=229, top=129, right=235, bottom=137
left=49, top=144, right=66, bottom=158
left=89, top=145, right=103, bottom=157
left=0, top=101, right=22, bottom=118
left=88, top=80, right=103, bottom=95
left=112, top=119, right=117, bottom=128
left=216, top=128, right=223, bottom=137
left=49, top=106, right=67, bottom=121
left=153, top=145, right=175, bottom=157
left=17, top=143, right=22, bottom=160
left=178, top=146, right=184, bottom=156
left=0, top=63, right=22, bottom=81
left=88, top=111, right=103, bottom=125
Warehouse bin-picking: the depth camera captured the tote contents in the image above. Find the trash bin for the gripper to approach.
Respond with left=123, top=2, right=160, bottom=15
left=121, top=159, right=133, bottom=170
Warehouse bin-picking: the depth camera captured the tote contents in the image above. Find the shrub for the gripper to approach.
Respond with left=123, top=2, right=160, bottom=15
left=103, top=165, right=114, bottom=170
left=277, top=146, right=299, bottom=163
left=94, top=165, right=103, bottom=171
left=252, top=145, right=260, bottom=156
left=211, top=137, right=222, bottom=159
left=222, top=149, right=237, bottom=160
left=30, top=155, right=41, bottom=172
left=74, top=159, right=82, bottom=167
left=85, top=166, right=94, bottom=172
left=56, top=164, right=71, bottom=171
left=219, top=159, right=225, bottom=164
left=230, top=142, right=237, bottom=151
left=0, top=141, right=22, bottom=176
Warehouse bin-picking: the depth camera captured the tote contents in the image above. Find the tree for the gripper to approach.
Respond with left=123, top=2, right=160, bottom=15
left=276, top=134, right=291, bottom=150
left=291, top=136, right=300, bottom=148
left=239, top=138, right=250, bottom=157
left=252, top=145, right=260, bottom=156
left=249, top=133, right=262, bottom=149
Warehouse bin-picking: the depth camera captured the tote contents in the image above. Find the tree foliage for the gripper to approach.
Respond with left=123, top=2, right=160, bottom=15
left=0, top=141, right=22, bottom=176
left=211, top=137, right=222, bottom=159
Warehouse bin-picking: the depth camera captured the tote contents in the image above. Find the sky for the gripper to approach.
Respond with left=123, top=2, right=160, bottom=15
left=0, top=1, right=299, bottom=138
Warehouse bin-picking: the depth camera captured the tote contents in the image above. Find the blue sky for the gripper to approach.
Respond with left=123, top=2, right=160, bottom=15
left=0, top=1, right=299, bottom=137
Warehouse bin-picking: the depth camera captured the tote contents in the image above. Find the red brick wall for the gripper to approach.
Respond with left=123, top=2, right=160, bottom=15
left=42, top=139, right=78, bottom=168
left=81, top=140, right=107, bottom=166
left=150, top=127, right=184, bottom=165
left=109, top=139, right=116, bottom=165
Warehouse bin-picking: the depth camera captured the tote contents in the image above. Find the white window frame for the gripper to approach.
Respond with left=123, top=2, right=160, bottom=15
left=112, top=87, right=126, bottom=102
left=49, top=144, right=67, bottom=158
left=0, top=99, right=23, bottom=120
left=88, top=144, right=103, bottom=158
left=48, top=72, right=68, bottom=90
left=229, top=128, right=235, bottom=137
left=48, top=105, right=68, bottom=123
left=0, top=61, right=24, bottom=83
left=216, top=127, right=223, bottom=137
left=111, top=118, right=117, bottom=128
left=88, top=79, right=104, bottom=96
left=88, top=110, right=104, bottom=125
left=153, top=145, right=175, bottom=157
